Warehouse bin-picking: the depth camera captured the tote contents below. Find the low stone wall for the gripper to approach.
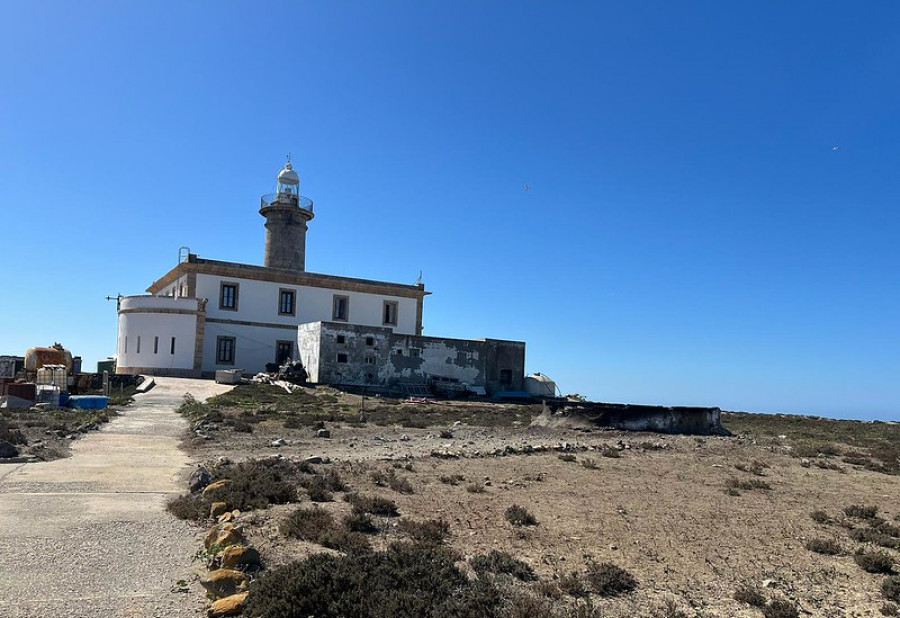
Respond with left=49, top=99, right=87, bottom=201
left=540, top=400, right=726, bottom=436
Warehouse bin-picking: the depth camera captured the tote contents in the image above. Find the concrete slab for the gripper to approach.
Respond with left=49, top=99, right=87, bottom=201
left=0, top=377, right=232, bottom=618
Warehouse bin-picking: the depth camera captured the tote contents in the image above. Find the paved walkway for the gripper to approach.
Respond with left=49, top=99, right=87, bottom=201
left=0, top=377, right=231, bottom=618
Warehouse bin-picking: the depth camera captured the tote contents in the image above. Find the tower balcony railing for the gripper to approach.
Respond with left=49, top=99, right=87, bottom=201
left=260, top=193, right=314, bottom=213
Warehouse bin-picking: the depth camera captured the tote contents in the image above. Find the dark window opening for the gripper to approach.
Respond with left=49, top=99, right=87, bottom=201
left=153, top=336, right=159, bottom=354
left=333, top=295, right=349, bottom=321
left=365, top=336, right=374, bottom=346
left=500, top=369, right=513, bottom=388
left=170, top=337, right=176, bottom=355
left=337, top=352, right=348, bottom=364
left=279, top=289, right=296, bottom=316
left=383, top=301, right=398, bottom=326
left=220, top=283, right=239, bottom=310
left=276, top=340, right=293, bottom=365
left=336, top=335, right=346, bottom=344
left=217, top=337, right=236, bottom=364
left=136, top=336, right=141, bottom=354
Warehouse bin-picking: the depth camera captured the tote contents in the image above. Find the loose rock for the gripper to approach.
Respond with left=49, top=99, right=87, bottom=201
left=0, top=441, right=19, bottom=458
left=200, top=569, right=248, bottom=599
left=208, top=591, right=248, bottom=617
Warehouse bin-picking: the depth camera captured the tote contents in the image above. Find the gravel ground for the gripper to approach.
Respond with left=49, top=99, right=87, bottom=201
left=0, top=377, right=231, bottom=618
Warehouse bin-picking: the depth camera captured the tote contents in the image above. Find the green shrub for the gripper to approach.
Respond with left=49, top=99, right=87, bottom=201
left=733, top=584, right=766, bottom=608
left=585, top=562, right=637, bottom=597
left=470, top=550, right=537, bottom=582
left=245, top=543, right=503, bottom=618
left=805, top=538, right=841, bottom=555
left=844, top=504, right=879, bottom=519
left=505, top=504, right=537, bottom=527
left=855, top=551, right=895, bottom=574
left=346, top=493, right=399, bottom=517
left=884, top=577, right=900, bottom=602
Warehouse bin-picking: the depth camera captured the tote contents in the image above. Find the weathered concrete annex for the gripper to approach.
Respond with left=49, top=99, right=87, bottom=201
left=116, top=159, right=525, bottom=394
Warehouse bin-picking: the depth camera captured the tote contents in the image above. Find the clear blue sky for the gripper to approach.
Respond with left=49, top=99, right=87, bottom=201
left=1, top=2, right=897, bottom=420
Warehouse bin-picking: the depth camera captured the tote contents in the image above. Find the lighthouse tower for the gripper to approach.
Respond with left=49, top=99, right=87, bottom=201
left=259, top=158, right=315, bottom=271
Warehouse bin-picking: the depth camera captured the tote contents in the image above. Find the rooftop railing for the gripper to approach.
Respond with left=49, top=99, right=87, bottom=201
left=260, top=193, right=314, bottom=213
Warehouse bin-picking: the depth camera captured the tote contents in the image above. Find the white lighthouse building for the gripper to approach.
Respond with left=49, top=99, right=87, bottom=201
left=115, top=159, right=525, bottom=395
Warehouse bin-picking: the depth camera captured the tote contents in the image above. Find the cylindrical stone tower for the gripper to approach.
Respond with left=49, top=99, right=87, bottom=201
left=259, top=158, right=315, bottom=271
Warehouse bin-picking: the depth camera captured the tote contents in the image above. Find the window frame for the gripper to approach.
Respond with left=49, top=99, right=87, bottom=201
left=219, top=282, right=239, bottom=311
left=216, top=336, right=236, bottom=365
left=383, top=300, right=398, bottom=326
left=278, top=288, right=296, bottom=316
left=275, top=340, right=294, bottom=365
left=332, top=295, right=349, bottom=322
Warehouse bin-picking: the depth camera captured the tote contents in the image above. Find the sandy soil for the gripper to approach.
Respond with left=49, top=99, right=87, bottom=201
left=181, top=388, right=900, bottom=618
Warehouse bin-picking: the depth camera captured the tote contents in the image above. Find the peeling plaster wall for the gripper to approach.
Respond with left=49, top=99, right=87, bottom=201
left=304, top=322, right=524, bottom=394
left=297, top=322, right=322, bottom=383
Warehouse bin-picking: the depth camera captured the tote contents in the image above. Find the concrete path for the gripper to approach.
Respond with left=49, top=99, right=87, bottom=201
left=0, top=377, right=231, bottom=618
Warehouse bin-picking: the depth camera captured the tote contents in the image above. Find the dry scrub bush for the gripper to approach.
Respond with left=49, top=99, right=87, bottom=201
left=440, top=474, right=465, bottom=485
left=584, top=562, right=637, bottom=597
left=344, top=509, right=378, bottom=534
left=505, top=504, right=538, bottom=527
left=882, top=602, right=900, bottom=616
left=883, top=577, right=900, bottom=602
left=470, top=550, right=537, bottom=582
left=557, top=454, right=577, bottom=463
left=854, top=551, right=895, bottom=574
left=763, top=599, right=800, bottom=618
left=810, top=510, right=832, bottom=524
left=398, top=518, right=450, bottom=546
left=600, top=448, right=621, bottom=459
left=280, top=506, right=335, bottom=541
left=849, top=527, right=899, bottom=549
left=246, top=543, right=504, bottom=618
left=845, top=504, right=879, bottom=519
left=466, top=482, right=486, bottom=494
left=726, top=478, right=772, bottom=492
left=805, top=538, right=842, bottom=555
left=372, top=468, right=414, bottom=494
left=345, top=493, right=399, bottom=517
left=734, top=584, right=767, bottom=608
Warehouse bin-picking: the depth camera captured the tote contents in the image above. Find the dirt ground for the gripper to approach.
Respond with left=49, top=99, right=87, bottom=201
left=179, top=383, right=900, bottom=617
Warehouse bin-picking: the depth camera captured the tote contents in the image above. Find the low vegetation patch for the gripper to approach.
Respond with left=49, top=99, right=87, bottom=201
left=845, top=504, right=879, bottom=519
left=805, top=538, right=841, bottom=555
left=470, top=550, right=537, bottom=582
left=849, top=527, right=899, bottom=549
left=734, top=584, right=767, bottom=608
left=810, top=510, right=832, bottom=524
left=584, top=562, right=637, bottom=597
left=281, top=506, right=372, bottom=554
left=345, top=493, right=399, bottom=517
left=398, top=518, right=450, bottom=546
left=726, top=478, right=772, bottom=492
left=763, top=599, right=800, bottom=618
left=884, top=576, right=900, bottom=602
left=854, top=551, right=895, bottom=574
left=505, top=504, right=538, bottom=527
left=246, top=543, right=505, bottom=618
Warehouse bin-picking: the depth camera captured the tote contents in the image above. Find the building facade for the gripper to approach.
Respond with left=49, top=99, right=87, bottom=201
left=115, top=159, right=524, bottom=394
